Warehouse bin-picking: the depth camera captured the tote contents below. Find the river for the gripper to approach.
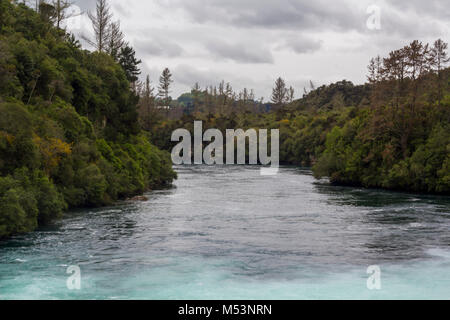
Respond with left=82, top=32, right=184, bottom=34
left=1, top=166, right=449, bottom=299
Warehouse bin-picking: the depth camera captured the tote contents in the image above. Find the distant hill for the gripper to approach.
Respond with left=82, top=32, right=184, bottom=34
left=288, top=80, right=372, bottom=111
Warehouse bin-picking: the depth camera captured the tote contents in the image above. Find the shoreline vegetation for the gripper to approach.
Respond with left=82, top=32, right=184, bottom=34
left=146, top=44, right=449, bottom=196
left=0, top=1, right=176, bottom=238
left=0, top=0, right=449, bottom=238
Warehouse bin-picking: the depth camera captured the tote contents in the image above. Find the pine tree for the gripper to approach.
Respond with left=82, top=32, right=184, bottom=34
left=430, top=39, right=450, bottom=106
left=119, top=45, right=142, bottom=83
left=142, top=75, right=155, bottom=129
left=107, top=21, right=125, bottom=60
left=192, top=82, right=201, bottom=112
left=84, top=0, right=112, bottom=52
left=38, top=1, right=55, bottom=23
left=158, top=68, right=173, bottom=107
left=271, top=77, right=287, bottom=108
left=288, top=86, right=295, bottom=103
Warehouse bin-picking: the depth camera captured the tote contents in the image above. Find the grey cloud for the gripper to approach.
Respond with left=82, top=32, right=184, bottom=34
left=157, top=0, right=449, bottom=40
left=158, top=0, right=362, bottom=31
left=111, top=2, right=132, bottom=18
left=172, top=65, right=260, bottom=92
left=72, top=0, right=95, bottom=11
left=70, top=0, right=449, bottom=101
left=173, top=65, right=223, bottom=87
left=362, top=2, right=446, bottom=39
left=73, top=0, right=131, bottom=18
left=276, top=36, right=323, bottom=54
left=135, top=37, right=184, bottom=58
left=204, top=39, right=274, bottom=64
left=387, top=0, right=450, bottom=20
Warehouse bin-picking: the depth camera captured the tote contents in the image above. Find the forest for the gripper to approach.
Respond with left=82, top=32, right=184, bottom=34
left=0, top=0, right=176, bottom=238
left=143, top=41, right=450, bottom=195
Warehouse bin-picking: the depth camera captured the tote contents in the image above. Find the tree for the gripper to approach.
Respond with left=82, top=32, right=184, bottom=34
left=143, top=75, right=154, bottom=128
left=192, top=82, right=201, bottom=112
left=136, top=75, right=156, bottom=130
left=107, top=21, right=125, bottom=60
left=158, top=68, right=173, bottom=106
left=65, top=33, right=81, bottom=49
left=0, top=0, right=177, bottom=238
left=119, top=45, right=141, bottom=83
left=33, top=136, right=72, bottom=174
left=288, top=86, right=295, bottom=103
left=367, top=55, right=383, bottom=84
left=84, top=0, right=112, bottom=52
left=50, top=0, right=80, bottom=29
left=404, top=40, right=430, bottom=82
left=271, top=77, right=287, bottom=108
left=431, top=39, right=449, bottom=75
left=430, top=39, right=449, bottom=106
left=0, top=41, right=14, bottom=95
left=249, top=89, right=255, bottom=101
left=0, top=1, right=5, bottom=31
left=38, top=1, right=55, bottom=23
left=366, top=39, right=445, bottom=159
left=224, top=82, right=233, bottom=112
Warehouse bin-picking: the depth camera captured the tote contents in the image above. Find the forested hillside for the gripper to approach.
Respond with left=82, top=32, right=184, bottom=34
left=0, top=1, right=176, bottom=238
left=147, top=40, right=449, bottom=195
left=313, top=42, right=450, bottom=193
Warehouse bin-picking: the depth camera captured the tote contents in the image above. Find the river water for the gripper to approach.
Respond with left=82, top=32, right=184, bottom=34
left=0, top=166, right=449, bottom=299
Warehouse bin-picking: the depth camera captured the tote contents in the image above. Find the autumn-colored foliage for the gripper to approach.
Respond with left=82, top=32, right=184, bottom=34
left=33, top=135, right=72, bottom=173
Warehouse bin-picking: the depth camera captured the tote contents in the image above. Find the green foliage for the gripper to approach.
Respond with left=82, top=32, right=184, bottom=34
left=0, top=0, right=176, bottom=238
left=0, top=168, right=66, bottom=238
left=314, top=101, right=450, bottom=193
left=148, top=55, right=449, bottom=196
left=289, top=80, right=371, bottom=112
left=119, top=45, right=141, bottom=83
left=312, top=41, right=450, bottom=194
left=0, top=175, right=38, bottom=238
left=383, top=123, right=450, bottom=193
left=0, top=102, right=39, bottom=174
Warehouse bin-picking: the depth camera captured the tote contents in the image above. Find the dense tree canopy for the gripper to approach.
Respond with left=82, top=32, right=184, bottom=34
left=0, top=0, right=176, bottom=238
left=144, top=40, right=449, bottom=195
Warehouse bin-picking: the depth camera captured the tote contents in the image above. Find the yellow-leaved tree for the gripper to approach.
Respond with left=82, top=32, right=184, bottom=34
left=33, top=135, right=72, bottom=174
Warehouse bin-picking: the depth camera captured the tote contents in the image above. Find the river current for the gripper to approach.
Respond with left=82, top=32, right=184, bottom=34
left=1, top=166, right=449, bottom=299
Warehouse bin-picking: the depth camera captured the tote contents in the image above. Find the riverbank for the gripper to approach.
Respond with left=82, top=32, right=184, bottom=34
left=0, top=2, right=177, bottom=238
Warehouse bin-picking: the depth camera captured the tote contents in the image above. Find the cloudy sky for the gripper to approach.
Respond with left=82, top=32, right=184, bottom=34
left=67, top=0, right=449, bottom=101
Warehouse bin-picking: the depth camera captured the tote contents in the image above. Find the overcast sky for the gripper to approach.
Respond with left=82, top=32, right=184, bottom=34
left=67, top=0, right=449, bottom=101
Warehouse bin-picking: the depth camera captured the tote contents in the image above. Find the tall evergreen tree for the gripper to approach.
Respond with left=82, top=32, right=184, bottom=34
left=107, top=21, right=125, bottom=60
left=288, top=86, right=295, bottom=103
left=158, top=68, right=173, bottom=106
left=430, top=39, right=450, bottom=106
left=271, top=77, right=287, bottom=108
left=119, top=45, right=142, bottom=83
left=38, top=1, right=55, bottom=22
left=192, top=82, right=201, bottom=112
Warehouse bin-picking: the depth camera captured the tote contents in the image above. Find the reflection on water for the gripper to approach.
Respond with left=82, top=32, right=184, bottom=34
left=0, top=165, right=449, bottom=299
left=314, top=179, right=450, bottom=263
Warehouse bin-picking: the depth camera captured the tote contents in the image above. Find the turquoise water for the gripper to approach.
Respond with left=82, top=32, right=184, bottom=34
left=1, top=166, right=449, bottom=300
